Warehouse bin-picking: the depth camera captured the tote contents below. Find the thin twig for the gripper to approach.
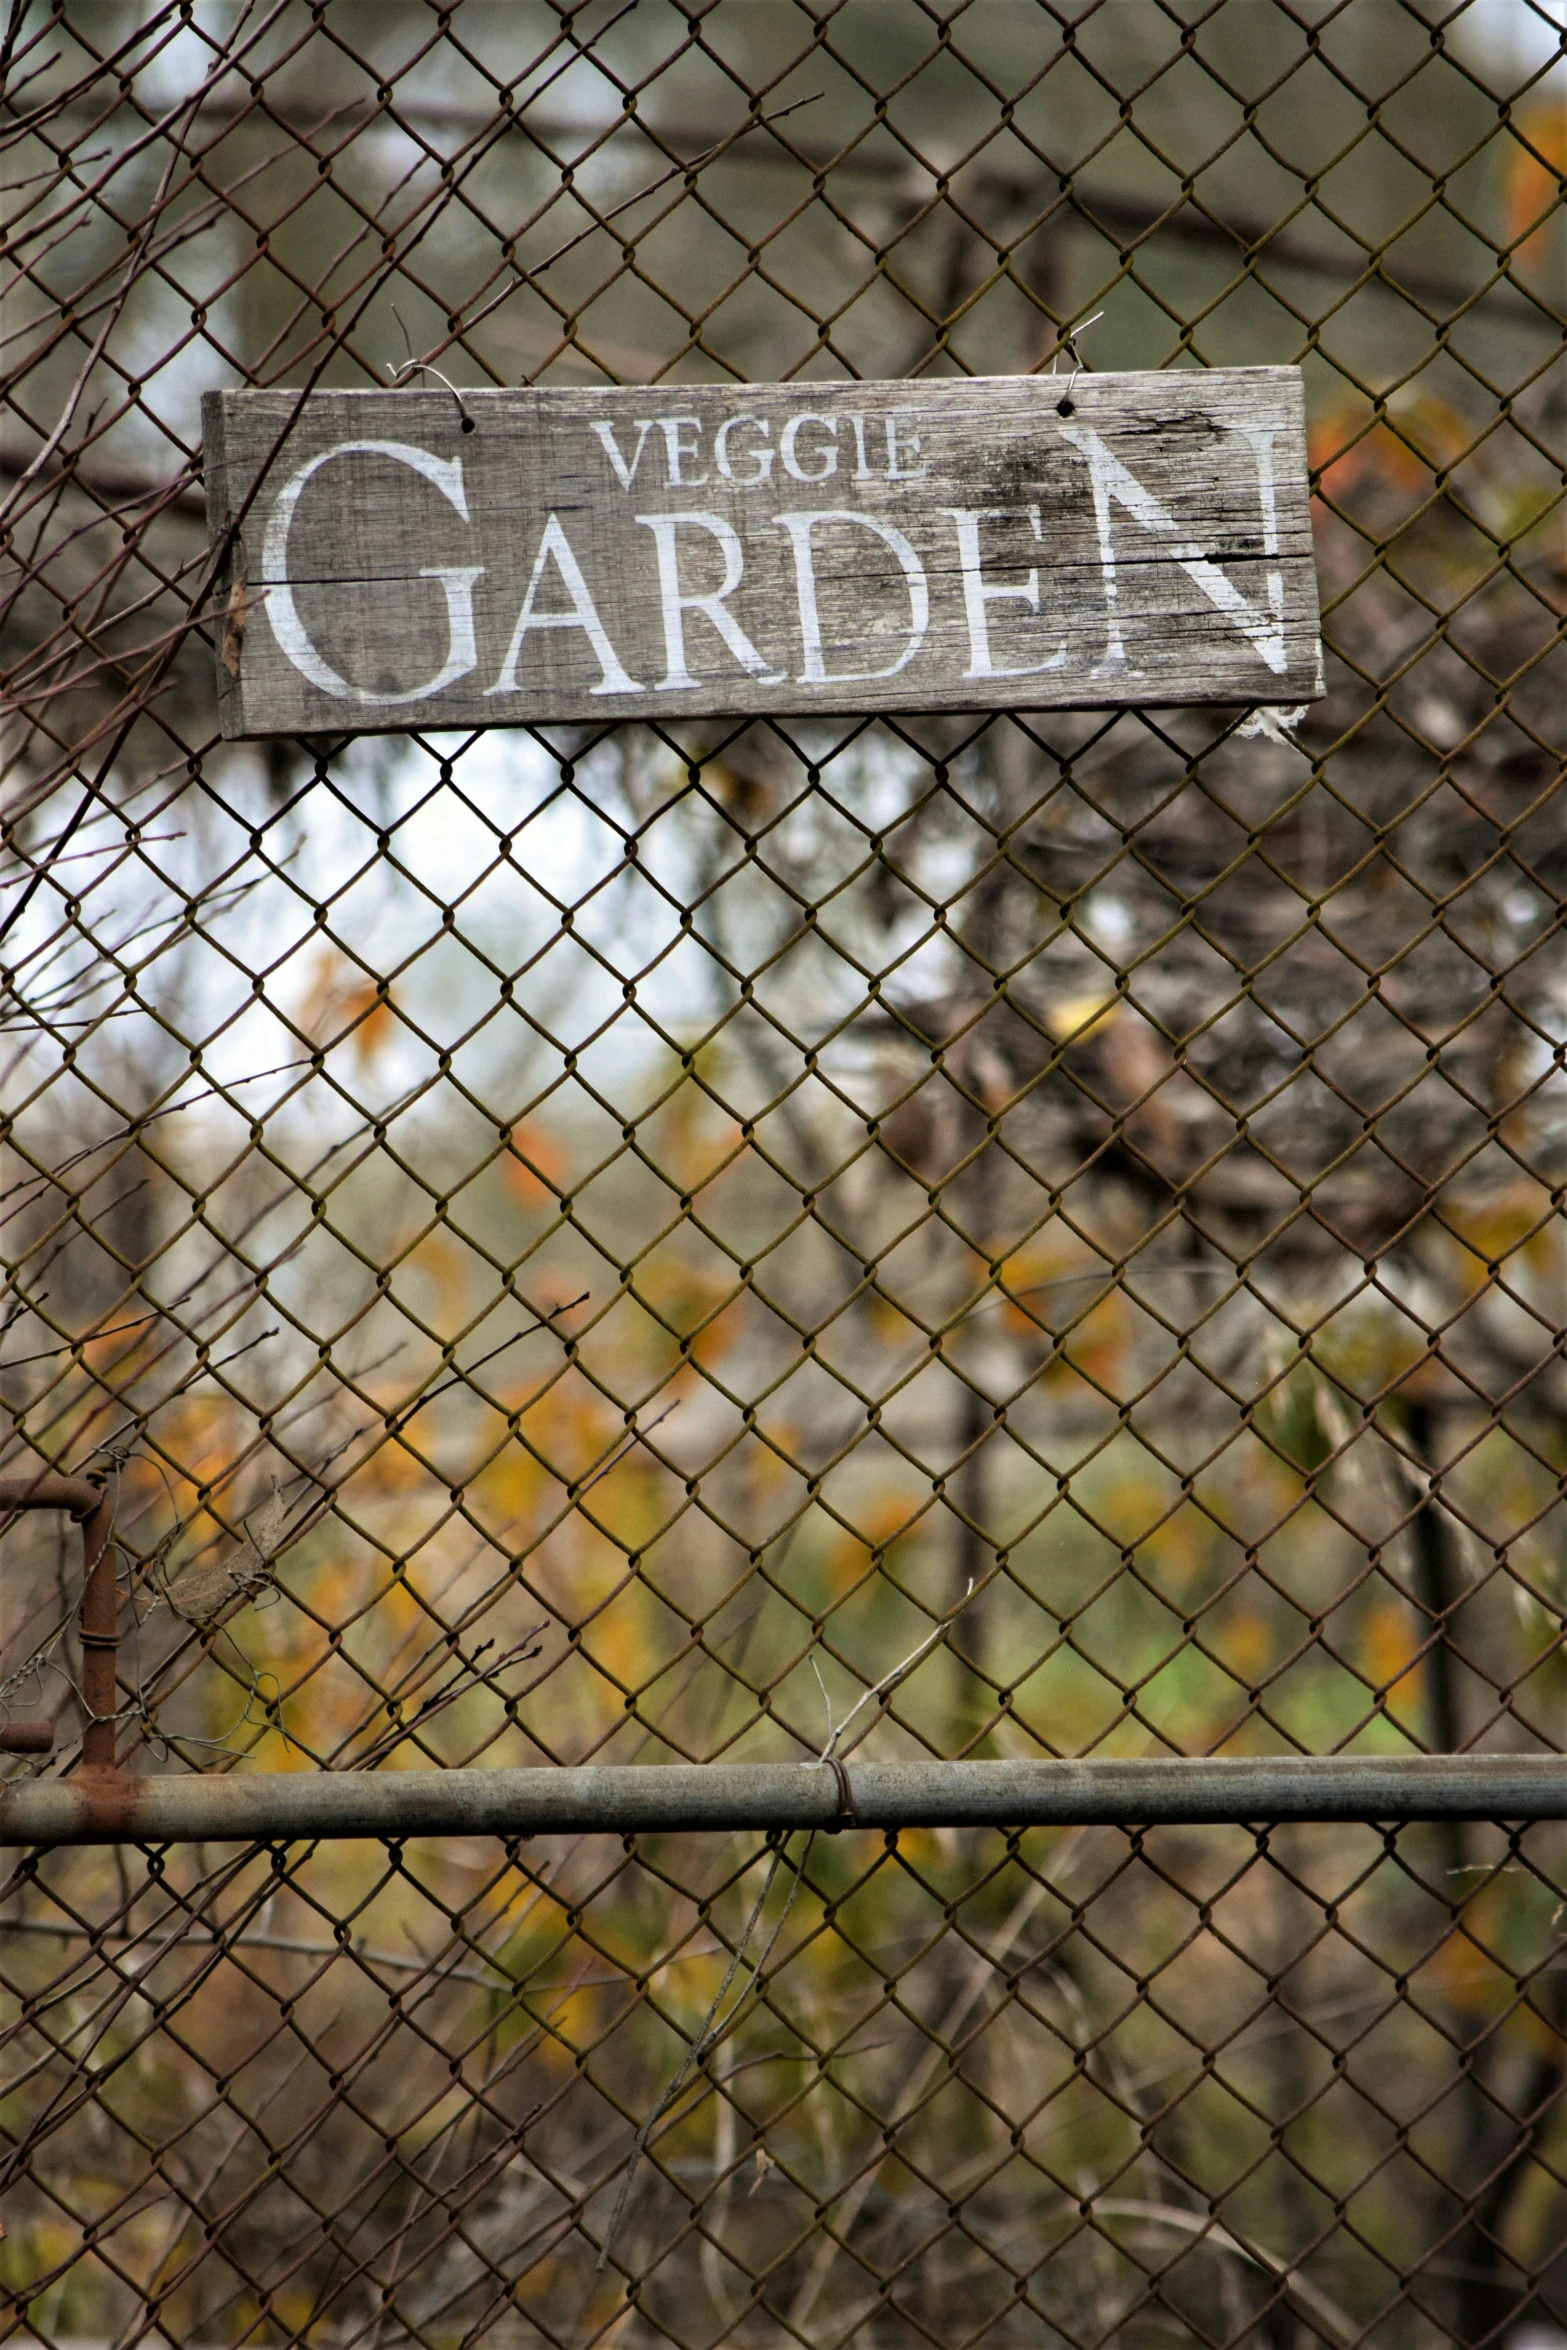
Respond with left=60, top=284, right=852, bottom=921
left=597, top=1831, right=811, bottom=2269
left=344, top=1626, right=548, bottom=1771
left=814, top=1579, right=975, bottom=1765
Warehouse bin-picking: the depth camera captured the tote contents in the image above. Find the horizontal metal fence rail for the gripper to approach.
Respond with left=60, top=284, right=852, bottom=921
left=1, top=2, right=1563, bottom=2345
left=7, top=1754, right=1567, bottom=1847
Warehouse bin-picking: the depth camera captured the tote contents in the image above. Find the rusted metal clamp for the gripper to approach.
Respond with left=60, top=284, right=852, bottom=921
left=0, top=1471, right=117, bottom=1770
left=826, top=1754, right=856, bottom=1825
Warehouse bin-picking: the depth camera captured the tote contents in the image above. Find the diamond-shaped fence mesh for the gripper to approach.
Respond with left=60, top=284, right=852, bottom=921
left=0, top=2, right=1563, bottom=2343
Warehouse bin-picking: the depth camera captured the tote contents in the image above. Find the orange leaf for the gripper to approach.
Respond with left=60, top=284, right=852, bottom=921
left=1505, top=104, right=1566, bottom=264
left=504, top=1118, right=567, bottom=1209
left=298, top=945, right=397, bottom=1066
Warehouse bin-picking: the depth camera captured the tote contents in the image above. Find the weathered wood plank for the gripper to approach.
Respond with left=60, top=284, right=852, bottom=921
left=202, top=371, right=1322, bottom=737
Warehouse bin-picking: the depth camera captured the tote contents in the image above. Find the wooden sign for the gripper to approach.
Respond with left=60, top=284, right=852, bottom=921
left=202, top=371, right=1322, bottom=737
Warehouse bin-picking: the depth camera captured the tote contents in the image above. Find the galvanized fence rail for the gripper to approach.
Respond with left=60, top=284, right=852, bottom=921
left=0, top=3, right=1563, bottom=2344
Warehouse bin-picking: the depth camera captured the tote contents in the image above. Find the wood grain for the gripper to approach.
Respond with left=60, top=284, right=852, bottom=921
left=202, top=371, right=1322, bottom=737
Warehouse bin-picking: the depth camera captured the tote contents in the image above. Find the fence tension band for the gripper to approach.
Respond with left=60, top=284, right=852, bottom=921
left=3, top=1754, right=1566, bottom=1846
left=0, top=1475, right=116, bottom=1766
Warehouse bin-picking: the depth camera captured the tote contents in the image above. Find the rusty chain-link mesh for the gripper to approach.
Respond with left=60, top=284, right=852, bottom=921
left=1, top=1, right=1564, bottom=2342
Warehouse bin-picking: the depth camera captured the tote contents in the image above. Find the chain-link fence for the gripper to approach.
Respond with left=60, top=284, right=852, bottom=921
left=1, top=2, right=1564, bottom=2343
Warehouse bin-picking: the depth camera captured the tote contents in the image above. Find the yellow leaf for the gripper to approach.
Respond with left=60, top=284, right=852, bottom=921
left=1046, top=991, right=1117, bottom=1043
